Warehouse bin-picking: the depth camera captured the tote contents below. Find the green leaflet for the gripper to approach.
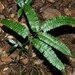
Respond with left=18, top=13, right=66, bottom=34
left=41, top=16, right=75, bottom=32
left=25, top=0, right=32, bottom=4
left=32, top=38, right=65, bottom=71
left=18, top=8, right=22, bottom=18
left=1, top=19, right=29, bottom=38
left=8, top=46, right=17, bottom=55
left=23, top=4, right=40, bottom=32
left=16, top=0, right=32, bottom=7
left=37, top=32, right=72, bottom=57
left=16, top=0, right=25, bottom=7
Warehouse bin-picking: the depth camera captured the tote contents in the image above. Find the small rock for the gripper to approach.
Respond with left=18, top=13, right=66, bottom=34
left=41, top=7, right=61, bottom=19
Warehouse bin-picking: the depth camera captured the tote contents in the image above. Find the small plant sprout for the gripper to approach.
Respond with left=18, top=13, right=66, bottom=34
left=0, top=0, right=75, bottom=74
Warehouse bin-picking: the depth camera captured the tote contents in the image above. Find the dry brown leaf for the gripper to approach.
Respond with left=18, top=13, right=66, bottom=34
left=41, top=7, right=61, bottom=19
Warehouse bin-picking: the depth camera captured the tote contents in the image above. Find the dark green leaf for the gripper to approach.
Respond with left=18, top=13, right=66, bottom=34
left=18, top=8, right=22, bottom=18
left=1, top=19, right=29, bottom=38
left=37, top=32, right=72, bottom=57
left=32, top=38, right=65, bottom=71
left=41, top=16, right=75, bottom=32
left=23, top=4, right=40, bottom=32
left=17, top=40, right=23, bottom=48
left=8, top=46, right=17, bottom=55
left=19, top=49, right=23, bottom=56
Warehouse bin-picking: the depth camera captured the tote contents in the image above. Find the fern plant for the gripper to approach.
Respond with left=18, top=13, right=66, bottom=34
left=0, top=0, right=75, bottom=73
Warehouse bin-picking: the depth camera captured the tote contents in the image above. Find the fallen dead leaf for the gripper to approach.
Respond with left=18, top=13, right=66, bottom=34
left=1, top=54, right=12, bottom=63
left=32, top=52, right=36, bottom=57
left=0, top=15, right=5, bottom=20
left=0, top=23, right=3, bottom=27
left=41, top=7, right=61, bottom=19
left=21, top=58, right=28, bottom=64
left=10, top=13, right=15, bottom=18
left=47, top=0, right=55, bottom=3
left=64, top=8, right=75, bottom=16
left=34, top=59, right=43, bottom=65
left=20, top=17, right=26, bottom=23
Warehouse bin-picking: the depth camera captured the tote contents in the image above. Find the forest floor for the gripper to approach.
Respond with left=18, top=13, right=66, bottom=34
left=0, top=0, right=75, bottom=75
